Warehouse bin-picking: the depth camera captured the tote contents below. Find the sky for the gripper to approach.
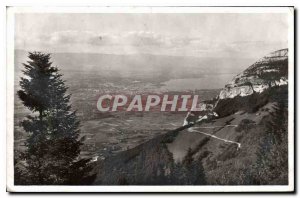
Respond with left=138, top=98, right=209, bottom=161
left=15, top=13, right=288, bottom=59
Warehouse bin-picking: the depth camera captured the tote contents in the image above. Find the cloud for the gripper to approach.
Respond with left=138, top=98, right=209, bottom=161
left=16, top=30, right=203, bottom=47
left=49, top=31, right=98, bottom=44
left=15, top=30, right=287, bottom=59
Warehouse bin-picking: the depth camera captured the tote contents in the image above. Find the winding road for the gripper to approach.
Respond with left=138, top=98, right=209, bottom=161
left=188, top=125, right=241, bottom=149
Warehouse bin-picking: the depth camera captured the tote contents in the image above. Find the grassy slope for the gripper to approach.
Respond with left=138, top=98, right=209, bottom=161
left=170, top=105, right=273, bottom=185
left=93, top=85, right=288, bottom=185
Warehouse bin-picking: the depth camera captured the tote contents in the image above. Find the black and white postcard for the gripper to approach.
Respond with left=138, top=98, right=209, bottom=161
left=6, top=6, right=294, bottom=192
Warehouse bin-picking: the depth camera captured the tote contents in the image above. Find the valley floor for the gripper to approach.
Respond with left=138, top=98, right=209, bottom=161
left=93, top=102, right=288, bottom=185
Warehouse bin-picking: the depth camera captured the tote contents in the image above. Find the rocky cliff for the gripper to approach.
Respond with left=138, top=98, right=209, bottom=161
left=219, top=49, right=288, bottom=99
left=183, top=48, right=288, bottom=124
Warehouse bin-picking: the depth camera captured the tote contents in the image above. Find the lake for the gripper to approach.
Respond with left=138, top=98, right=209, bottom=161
left=160, top=74, right=236, bottom=91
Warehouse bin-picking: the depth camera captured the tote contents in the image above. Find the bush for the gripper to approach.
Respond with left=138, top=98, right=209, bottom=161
left=216, top=144, right=239, bottom=161
left=235, top=119, right=256, bottom=132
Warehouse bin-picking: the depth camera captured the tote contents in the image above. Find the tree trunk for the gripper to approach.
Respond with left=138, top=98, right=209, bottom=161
left=39, top=109, right=43, bottom=121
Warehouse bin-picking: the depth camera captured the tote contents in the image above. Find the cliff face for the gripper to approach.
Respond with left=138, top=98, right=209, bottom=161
left=183, top=48, right=288, bottom=124
left=219, top=49, right=288, bottom=99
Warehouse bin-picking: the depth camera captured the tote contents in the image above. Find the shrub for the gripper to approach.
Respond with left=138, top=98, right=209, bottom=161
left=235, top=119, right=256, bottom=132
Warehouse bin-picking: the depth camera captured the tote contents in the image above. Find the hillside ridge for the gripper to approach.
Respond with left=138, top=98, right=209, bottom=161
left=92, top=48, right=289, bottom=185
left=218, top=48, right=288, bottom=99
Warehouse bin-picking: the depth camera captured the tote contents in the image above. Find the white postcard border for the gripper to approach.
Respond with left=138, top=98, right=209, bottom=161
left=6, top=6, right=295, bottom=192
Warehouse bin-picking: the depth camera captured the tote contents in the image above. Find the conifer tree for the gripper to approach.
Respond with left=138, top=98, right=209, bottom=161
left=183, top=148, right=194, bottom=166
left=180, top=147, right=206, bottom=185
left=17, top=52, right=95, bottom=185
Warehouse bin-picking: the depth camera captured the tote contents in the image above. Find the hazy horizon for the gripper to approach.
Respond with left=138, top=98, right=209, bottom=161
left=14, top=12, right=289, bottom=89
left=15, top=13, right=288, bottom=58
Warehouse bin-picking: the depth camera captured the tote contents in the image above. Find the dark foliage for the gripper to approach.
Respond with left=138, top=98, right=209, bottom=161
left=235, top=119, right=256, bottom=132
left=94, top=129, right=206, bottom=185
left=214, top=85, right=288, bottom=117
left=189, top=137, right=210, bottom=156
left=250, top=102, right=288, bottom=185
left=15, top=52, right=95, bottom=185
left=230, top=102, right=289, bottom=185
left=216, top=144, right=239, bottom=161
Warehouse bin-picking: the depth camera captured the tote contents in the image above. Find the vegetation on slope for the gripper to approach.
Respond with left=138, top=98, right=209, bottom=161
left=93, top=84, right=289, bottom=185
left=214, top=85, right=288, bottom=117
left=94, top=125, right=206, bottom=185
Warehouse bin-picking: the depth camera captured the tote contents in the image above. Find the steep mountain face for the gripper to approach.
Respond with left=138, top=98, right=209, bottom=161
left=219, top=49, right=288, bottom=99
left=92, top=49, right=289, bottom=185
left=183, top=49, right=289, bottom=124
